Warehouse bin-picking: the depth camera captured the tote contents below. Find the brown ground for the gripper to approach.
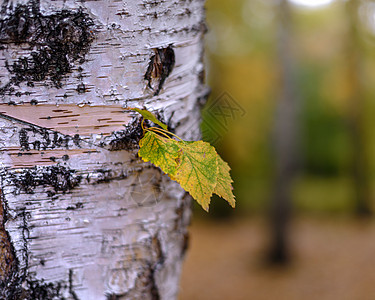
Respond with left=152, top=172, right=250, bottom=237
left=179, top=216, right=375, bottom=300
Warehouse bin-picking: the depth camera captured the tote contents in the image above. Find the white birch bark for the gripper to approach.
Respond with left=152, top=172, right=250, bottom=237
left=0, top=0, right=208, bottom=299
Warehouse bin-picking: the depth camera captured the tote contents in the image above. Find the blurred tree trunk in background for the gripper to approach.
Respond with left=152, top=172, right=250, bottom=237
left=0, top=0, right=207, bottom=299
left=268, top=0, right=299, bottom=264
left=346, top=0, right=372, bottom=217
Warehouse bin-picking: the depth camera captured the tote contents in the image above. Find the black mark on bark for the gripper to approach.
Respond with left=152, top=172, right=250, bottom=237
left=106, top=293, right=126, bottom=300
left=144, top=45, right=175, bottom=96
left=9, top=165, right=82, bottom=194
left=87, top=168, right=128, bottom=185
left=92, top=169, right=114, bottom=184
left=76, top=83, right=86, bottom=94
left=108, top=112, right=169, bottom=151
left=0, top=1, right=94, bottom=94
left=22, top=278, right=63, bottom=300
left=66, top=202, right=84, bottom=211
left=109, top=118, right=144, bottom=151
left=19, top=126, right=70, bottom=151
left=1, top=278, right=64, bottom=300
left=73, top=134, right=81, bottom=148
left=19, top=128, right=30, bottom=151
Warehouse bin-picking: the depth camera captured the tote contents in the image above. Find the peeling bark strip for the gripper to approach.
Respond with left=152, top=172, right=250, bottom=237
left=0, top=0, right=206, bottom=298
left=0, top=1, right=94, bottom=92
left=0, top=104, right=132, bottom=136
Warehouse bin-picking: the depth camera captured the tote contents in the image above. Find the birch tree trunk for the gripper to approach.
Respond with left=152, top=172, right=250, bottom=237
left=268, top=0, right=298, bottom=264
left=346, top=0, right=371, bottom=216
left=0, top=0, right=208, bottom=299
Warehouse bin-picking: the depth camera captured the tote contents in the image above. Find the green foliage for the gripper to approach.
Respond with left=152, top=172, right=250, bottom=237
left=139, top=131, right=180, bottom=174
left=129, top=108, right=235, bottom=212
left=170, top=140, right=219, bottom=211
left=298, top=66, right=351, bottom=176
left=214, top=156, right=236, bottom=208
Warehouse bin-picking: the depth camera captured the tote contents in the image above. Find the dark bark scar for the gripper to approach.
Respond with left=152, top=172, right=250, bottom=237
left=0, top=189, right=17, bottom=286
left=144, top=45, right=175, bottom=96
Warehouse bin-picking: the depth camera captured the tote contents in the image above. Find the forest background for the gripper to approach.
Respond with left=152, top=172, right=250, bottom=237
left=180, top=0, right=375, bottom=299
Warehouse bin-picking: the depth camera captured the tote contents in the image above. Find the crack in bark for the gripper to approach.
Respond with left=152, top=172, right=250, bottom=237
left=115, top=235, right=165, bottom=300
left=148, top=264, right=160, bottom=300
left=69, top=269, right=79, bottom=300
left=18, top=208, right=30, bottom=280
left=148, top=235, right=164, bottom=300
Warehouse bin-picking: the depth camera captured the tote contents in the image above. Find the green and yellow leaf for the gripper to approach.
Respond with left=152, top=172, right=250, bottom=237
left=138, top=131, right=180, bottom=174
left=128, top=107, right=168, bottom=130
left=132, top=107, right=235, bottom=212
left=170, top=141, right=218, bottom=212
left=214, top=155, right=235, bottom=208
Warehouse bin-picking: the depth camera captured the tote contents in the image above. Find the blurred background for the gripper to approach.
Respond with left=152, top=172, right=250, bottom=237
left=179, top=0, right=375, bottom=299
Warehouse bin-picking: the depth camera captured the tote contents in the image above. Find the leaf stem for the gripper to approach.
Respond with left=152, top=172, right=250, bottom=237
left=145, top=127, right=173, bottom=140
left=149, top=127, right=184, bottom=142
